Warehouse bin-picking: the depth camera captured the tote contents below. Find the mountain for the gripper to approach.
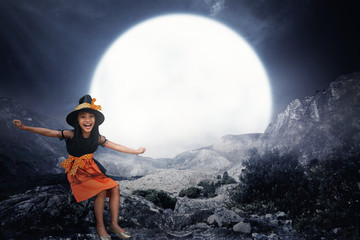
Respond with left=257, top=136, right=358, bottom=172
left=155, top=133, right=262, bottom=180
left=1, top=72, right=359, bottom=184
left=0, top=98, right=67, bottom=178
left=93, top=147, right=160, bottom=177
left=156, top=72, right=360, bottom=178
left=261, top=72, right=360, bottom=163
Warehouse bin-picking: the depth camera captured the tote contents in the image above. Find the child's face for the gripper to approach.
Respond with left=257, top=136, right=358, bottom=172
left=77, top=111, right=95, bottom=134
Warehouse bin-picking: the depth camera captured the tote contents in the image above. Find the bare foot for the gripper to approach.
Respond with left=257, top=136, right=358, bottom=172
left=97, top=225, right=110, bottom=237
left=110, top=223, right=126, bottom=233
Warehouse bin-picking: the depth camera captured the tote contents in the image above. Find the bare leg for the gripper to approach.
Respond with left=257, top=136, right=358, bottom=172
left=109, top=185, right=125, bottom=232
left=94, top=190, right=109, bottom=236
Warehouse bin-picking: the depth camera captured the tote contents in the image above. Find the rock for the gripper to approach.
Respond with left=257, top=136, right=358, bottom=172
left=270, top=219, right=279, bottom=225
left=211, top=134, right=262, bottom=161
left=232, top=207, right=247, bottom=217
left=0, top=182, right=304, bottom=240
left=0, top=184, right=169, bottom=239
left=168, top=148, right=232, bottom=172
left=280, top=220, right=292, bottom=226
left=0, top=184, right=92, bottom=239
left=275, top=211, right=286, bottom=219
left=190, top=222, right=211, bottom=230
left=252, top=232, right=268, bottom=240
left=207, top=207, right=244, bottom=227
left=268, top=233, right=280, bottom=240
left=233, top=221, right=251, bottom=234
left=171, top=216, right=193, bottom=232
left=120, top=169, right=217, bottom=197
left=174, top=195, right=226, bottom=214
left=207, top=214, right=222, bottom=227
left=249, top=214, right=279, bottom=233
left=262, top=72, right=360, bottom=164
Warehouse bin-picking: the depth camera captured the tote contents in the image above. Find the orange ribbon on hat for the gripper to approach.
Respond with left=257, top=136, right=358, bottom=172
left=61, top=153, right=93, bottom=176
left=90, top=98, right=102, bottom=111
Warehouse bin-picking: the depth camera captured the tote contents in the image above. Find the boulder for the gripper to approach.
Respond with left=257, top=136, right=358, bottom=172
left=233, top=221, right=251, bottom=234
left=207, top=207, right=244, bottom=227
left=174, top=196, right=225, bottom=214
left=0, top=184, right=168, bottom=239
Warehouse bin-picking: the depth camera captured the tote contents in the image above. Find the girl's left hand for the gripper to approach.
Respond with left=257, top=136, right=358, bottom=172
left=13, top=119, right=25, bottom=129
left=136, top=147, right=146, bottom=155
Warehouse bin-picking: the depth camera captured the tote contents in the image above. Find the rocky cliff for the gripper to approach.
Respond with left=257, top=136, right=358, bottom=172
left=261, top=72, right=360, bottom=163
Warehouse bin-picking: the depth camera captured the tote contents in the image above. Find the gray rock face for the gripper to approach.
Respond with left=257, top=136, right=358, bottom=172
left=169, top=148, right=232, bottom=173
left=119, top=169, right=217, bottom=197
left=207, top=207, right=244, bottom=227
left=233, top=221, right=251, bottom=234
left=176, top=191, right=225, bottom=213
left=157, top=134, right=262, bottom=176
left=267, top=74, right=358, bottom=159
left=0, top=184, right=169, bottom=239
left=262, top=72, right=360, bottom=163
left=0, top=184, right=302, bottom=240
left=210, top=133, right=262, bottom=162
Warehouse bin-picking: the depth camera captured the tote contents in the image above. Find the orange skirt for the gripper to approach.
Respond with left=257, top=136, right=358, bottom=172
left=66, top=157, right=119, bottom=202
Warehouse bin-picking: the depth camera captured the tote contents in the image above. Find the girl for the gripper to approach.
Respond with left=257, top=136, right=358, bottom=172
left=13, top=95, right=145, bottom=240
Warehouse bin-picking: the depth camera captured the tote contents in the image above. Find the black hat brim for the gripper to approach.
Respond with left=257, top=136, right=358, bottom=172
left=66, top=108, right=105, bottom=127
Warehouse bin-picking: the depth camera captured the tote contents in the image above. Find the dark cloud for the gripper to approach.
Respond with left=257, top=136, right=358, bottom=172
left=0, top=0, right=359, bottom=121
left=212, top=0, right=360, bottom=116
left=0, top=0, right=210, bottom=120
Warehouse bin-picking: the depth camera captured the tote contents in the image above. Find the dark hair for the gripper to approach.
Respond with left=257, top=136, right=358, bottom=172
left=72, top=111, right=101, bottom=152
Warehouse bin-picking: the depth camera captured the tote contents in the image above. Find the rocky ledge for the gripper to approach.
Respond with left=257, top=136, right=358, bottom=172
left=0, top=184, right=302, bottom=240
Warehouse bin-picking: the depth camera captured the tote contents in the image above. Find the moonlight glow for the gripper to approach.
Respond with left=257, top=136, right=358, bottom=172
left=91, top=14, right=272, bottom=158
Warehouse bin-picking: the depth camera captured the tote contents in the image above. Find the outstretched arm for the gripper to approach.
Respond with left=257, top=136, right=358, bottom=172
left=13, top=119, right=64, bottom=138
left=102, top=139, right=146, bottom=155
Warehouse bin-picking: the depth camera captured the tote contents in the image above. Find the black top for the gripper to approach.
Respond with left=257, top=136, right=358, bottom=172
left=62, top=130, right=106, bottom=157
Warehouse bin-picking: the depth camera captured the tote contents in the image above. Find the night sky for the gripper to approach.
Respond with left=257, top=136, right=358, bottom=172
left=1, top=0, right=359, bottom=125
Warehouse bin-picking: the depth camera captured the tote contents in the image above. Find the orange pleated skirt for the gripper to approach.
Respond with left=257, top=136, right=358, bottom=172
left=66, top=157, right=119, bottom=202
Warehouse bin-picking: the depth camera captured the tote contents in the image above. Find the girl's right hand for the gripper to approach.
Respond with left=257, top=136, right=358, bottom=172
left=136, top=147, right=146, bottom=155
left=13, top=119, right=25, bottom=129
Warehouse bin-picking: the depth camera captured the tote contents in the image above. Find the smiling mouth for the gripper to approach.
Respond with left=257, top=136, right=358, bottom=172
left=84, top=123, right=93, bottom=130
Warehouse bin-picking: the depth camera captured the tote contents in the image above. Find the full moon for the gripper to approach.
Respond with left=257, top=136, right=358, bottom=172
left=91, top=14, right=272, bottom=158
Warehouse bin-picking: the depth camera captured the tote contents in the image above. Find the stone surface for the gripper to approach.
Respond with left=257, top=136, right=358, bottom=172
left=119, top=169, right=217, bottom=197
left=175, top=195, right=226, bottom=214
left=0, top=183, right=302, bottom=240
left=233, top=221, right=251, bottom=234
left=261, top=72, right=360, bottom=163
left=207, top=207, right=244, bottom=227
